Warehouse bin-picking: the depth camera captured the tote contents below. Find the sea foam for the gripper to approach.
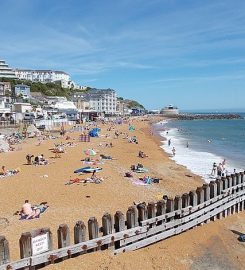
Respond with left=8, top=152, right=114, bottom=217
left=157, top=121, right=242, bottom=183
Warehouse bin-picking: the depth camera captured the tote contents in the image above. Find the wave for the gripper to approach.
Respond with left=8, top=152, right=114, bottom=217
left=157, top=122, right=242, bottom=182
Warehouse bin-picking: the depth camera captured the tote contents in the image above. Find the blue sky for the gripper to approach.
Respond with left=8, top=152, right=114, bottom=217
left=1, top=0, right=245, bottom=110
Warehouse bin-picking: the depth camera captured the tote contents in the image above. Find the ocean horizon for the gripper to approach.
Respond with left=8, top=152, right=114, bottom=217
left=155, top=112, right=245, bottom=182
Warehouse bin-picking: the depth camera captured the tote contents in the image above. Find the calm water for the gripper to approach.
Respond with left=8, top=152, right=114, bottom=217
left=156, top=113, right=245, bottom=182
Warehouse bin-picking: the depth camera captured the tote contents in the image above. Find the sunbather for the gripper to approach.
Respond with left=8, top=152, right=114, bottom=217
left=138, top=151, right=148, bottom=158
left=20, top=200, right=35, bottom=219
left=31, top=202, right=49, bottom=218
left=100, top=154, right=113, bottom=160
left=26, top=154, right=34, bottom=165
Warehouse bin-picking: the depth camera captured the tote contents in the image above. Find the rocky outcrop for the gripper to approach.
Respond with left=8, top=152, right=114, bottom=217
left=173, top=114, right=242, bottom=120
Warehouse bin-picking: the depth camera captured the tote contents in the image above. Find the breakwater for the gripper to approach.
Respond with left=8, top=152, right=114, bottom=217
left=172, top=114, right=242, bottom=120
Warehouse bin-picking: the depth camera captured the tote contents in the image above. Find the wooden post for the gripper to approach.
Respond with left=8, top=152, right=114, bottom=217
left=216, top=179, right=223, bottom=196
left=19, top=232, right=32, bottom=259
left=57, top=224, right=70, bottom=248
left=114, top=211, right=125, bottom=249
left=196, top=187, right=204, bottom=205
left=226, top=175, right=232, bottom=218
left=209, top=181, right=217, bottom=222
left=240, top=172, right=245, bottom=211
left=235, top=173, right=241, bottom=213
left=231, top=174, right=236, bottom=191
left=0, top=236, right=10, bottom=265
left=57, top=224, right=70, bottom=259
left=221, top=176, right=228, bottom=191
left=166, top=198, right=174, bottom=221
left=88, top=217, right=99, bottom=251
left=174, top=195, right=182, bottom=219
left=239, top=172, right=244, bottom=211
left=156, top=200, right=166, bottom=225
left=226, top=175, right=232, bottom=189
left=182, top=193, right=190, bottom=209
left=203, top=184, right=210, bottom=223
left=20, top=228, right=52, bottom=269
left=126, top=206, right=138, bottom=229
left=74, top=221, right=86, bottom=254
left=216, top=179, right=223, bottom=219
left=147, top=202, right=156, bottom=227
left=189, top=190, right=198, bottom=207
left=137, top=203, right=147, bottom=224
left=196, top=187, right=204, bottom=225
left=221, top=177, right=228, bottom=218
left=102, top=213, right=113, bottom=250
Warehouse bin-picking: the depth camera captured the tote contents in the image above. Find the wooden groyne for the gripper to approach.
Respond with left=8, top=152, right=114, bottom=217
left=1, top=172, right=245, bottom=269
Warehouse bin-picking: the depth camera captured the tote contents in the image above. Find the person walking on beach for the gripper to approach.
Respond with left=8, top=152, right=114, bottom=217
left=172, top=147, right=176, bottom=156
left=168, top=139, right=171, bottom=146
left=211, top=162, right=217, bottom=176
left=217, top=163, right=223, bottom=178
left=186, top=141, right=189, bottom=148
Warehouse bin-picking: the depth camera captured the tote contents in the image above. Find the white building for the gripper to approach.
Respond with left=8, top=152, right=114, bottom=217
left=14, top=84, right=31, bottom=99
left=72, top=89, right=117, bottom=115
left=0, top=59, right=16, bottom=79
left=14, top=69, right=70, bottom=87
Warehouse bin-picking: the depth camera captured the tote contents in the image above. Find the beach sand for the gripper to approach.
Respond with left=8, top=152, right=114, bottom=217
left=0, top=117, right=245, bottom=269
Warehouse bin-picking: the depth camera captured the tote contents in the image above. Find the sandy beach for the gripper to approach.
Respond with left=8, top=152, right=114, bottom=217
left=1, top=116, right=245, bottom=270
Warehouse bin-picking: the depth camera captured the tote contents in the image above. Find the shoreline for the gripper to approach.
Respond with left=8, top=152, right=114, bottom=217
left=153, top=118, right=243, bottom=183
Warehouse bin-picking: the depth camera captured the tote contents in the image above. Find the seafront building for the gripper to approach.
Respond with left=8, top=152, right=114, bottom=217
left=72, top=88, right=117, bottom=115
left=14, top=69, right=71, bottom=88
left=0, top=82, right=11, bottom=96
left=14, top=84, right=31, bottom=99
left=0, top=59, right=16, bottom=79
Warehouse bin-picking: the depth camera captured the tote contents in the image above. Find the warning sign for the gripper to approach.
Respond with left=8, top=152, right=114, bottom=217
left=31, top=233, right=49, bottom=255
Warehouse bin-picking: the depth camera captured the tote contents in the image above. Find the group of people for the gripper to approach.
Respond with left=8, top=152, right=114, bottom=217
left=211, top=159, right=227, bottom=177
left=16, top=200, right=49, bottom=220
left=26, top=154, right=48, bottom=165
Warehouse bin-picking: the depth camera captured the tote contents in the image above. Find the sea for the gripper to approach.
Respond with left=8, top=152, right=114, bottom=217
left=155, top=112, right=245, bottom=182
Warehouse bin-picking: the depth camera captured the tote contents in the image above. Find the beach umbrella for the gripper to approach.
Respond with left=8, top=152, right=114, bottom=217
left=84, top=149, right=97, bottom=156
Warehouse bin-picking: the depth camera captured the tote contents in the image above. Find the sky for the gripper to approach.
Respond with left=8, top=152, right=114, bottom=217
left=1, top=0, right=245, bottom=110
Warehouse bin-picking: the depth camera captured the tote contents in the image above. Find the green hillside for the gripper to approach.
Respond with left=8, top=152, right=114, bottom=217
left=0, top=78, right=87, bottom=97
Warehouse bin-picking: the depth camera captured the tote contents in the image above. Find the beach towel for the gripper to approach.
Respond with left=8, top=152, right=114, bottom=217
left=19, top=206, right=48, bottom=220
left=132, top=180, right=149, bottom=186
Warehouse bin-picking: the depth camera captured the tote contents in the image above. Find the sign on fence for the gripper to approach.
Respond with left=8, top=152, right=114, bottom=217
left=31, top=233, right=49, bottom=255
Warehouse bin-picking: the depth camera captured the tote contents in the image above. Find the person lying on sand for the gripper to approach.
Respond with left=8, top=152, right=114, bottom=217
left=100, top=154, right=116, bottom=160
left=34, top=154, right=48, bottom=165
